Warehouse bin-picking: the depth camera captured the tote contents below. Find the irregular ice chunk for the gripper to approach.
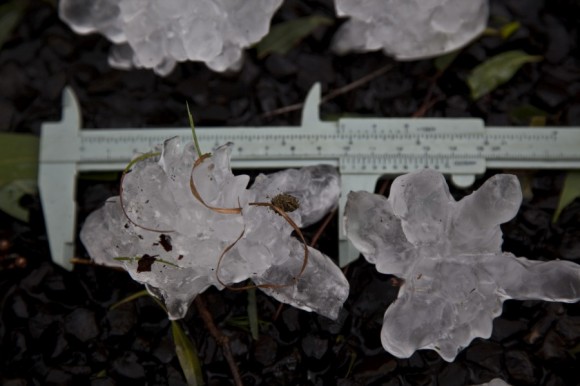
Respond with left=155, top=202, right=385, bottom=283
left=59, top=0, right=282, bottom=75
left=80, top=137, right=347, bottom=320
left=332, top=0, right=489, bottom=60
left=345, top=169, right=580, bottom=361
left=473, top=379, right=511, bottom=386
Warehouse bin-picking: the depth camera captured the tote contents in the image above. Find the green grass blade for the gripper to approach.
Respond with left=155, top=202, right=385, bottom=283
left=172, top=321, right=204, bottom=386
left=247, top=287, right=259, bottom=340
left=110, top=289, right=150, bottom=310
left=186, top=102, right=202, bottom=158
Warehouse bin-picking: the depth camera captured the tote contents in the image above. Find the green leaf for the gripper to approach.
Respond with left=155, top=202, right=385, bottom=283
left=247, top=287, right=259, bottom=340
left=172, top=321, right=204, bottom=386
left=467, top=50, right=542, bottom=100
left=0, top=1, right=25, bottom=51
left=0, top=134, right=39, bottom=187
left=529, top=115, right=547, bottom=127
left=509, top=104, right=548, bottom=125
left=110, top=289, right=150, bottom=310
left=256, top=16, right=333, bottom=58
left=0, top=134, right=39, bottom=222
left=434, top=50, right=460, bottom=72
left=553, top=171, right=580, bottom=223
left=0, top=179, right=37, bottom=222
left=500, top=21, right=521, bottom=39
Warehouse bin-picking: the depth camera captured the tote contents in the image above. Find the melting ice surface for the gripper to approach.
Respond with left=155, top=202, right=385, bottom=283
left=332, top=0, right=488, bottom=60
left=80, top=137, right=348, bottom=320
left=345, top=169, right=580, bottom=361
left=59, top=0, right=282, bottom=75
left=474, top=380, right=511, bottom=386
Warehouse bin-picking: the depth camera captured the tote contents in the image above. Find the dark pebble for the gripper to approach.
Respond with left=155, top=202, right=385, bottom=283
left=253, top=335, right=278, bottom=366
left=534, top=76, right=570, bottom=109
left=111, top=351, right=146, bottom=380
left=64, top=308, right=100, bottom=342
left=106, top=303, right=137, bottom=336
left=301, top=333, right=328, bottom=360
left=505, top=350, right=536, bottom=385
left=91, top=377, right=116, bottom=386
left=265, top=54, right=298, bottom=77
left=544, top=15, right=571, bottom=63
left=153, top=333, right=175, bottom=364
left=46, top=368, right=73, bottom=386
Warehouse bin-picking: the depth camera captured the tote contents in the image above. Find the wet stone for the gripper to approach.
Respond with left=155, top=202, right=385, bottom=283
left=91, top=378, right=116, bottom=386
left=253, top=335, right=277, bottom=366
left=265, top=54, right=298, bottom=77
left=9, top=293, right=29, bottom=319
left=111, top=352, right=146, bottom=380
left=106, top=303, right=137, bottom=336
left=301, top=333, right=328, bottom=360
left=505, top=350, right=536, bottom=385
left=64, top=308, right=99, bottom=342
left=152, top=334, right=175, bottom=364
left=544, top=15, right=571, bottom=63
left=46, top=369, right=73, bottom=386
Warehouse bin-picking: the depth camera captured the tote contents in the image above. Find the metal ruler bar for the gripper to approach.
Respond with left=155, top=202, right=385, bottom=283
left=39, top=84, right=580, bottom=270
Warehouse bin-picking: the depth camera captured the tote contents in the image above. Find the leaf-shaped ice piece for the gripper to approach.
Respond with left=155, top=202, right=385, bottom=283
left=346, top=169, right=580, bottom=361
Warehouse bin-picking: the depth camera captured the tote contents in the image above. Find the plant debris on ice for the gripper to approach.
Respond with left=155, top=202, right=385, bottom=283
left=80, top=137, right=348, bottom=320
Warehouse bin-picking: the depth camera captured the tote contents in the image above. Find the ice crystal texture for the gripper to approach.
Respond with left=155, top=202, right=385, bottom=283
left=332, top=0, right=489, bottom=60
left=474, top=380, right=511, bottom=386
left=345, top=169, right=580, bottom=361
left=59, top=0, right=282, bottom=75
left=80, top=137, right=348, bottom=320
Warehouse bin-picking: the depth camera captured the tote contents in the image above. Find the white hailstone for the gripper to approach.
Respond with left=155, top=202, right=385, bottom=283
left=473, top=379, right=511, bottom=386
left=345, top=169, right=580, bottom=361
left=80, top=137, right=348, bottom=320
left=59, top=0, right=283, bottom=75
left=332, top=0, right=489, bottom=60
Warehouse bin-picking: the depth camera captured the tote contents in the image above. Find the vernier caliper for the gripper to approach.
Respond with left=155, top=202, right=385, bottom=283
left=39, top=84, right=580, bottom=270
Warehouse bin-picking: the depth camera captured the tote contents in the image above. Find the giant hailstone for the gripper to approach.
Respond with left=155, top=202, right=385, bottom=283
left=59, top=0, right=283, bottom=76
left=345, top=169, right=580, bottom=361
left=80, top=137, right=349, bottom=320
left=332, top=0, right=489, bottom=60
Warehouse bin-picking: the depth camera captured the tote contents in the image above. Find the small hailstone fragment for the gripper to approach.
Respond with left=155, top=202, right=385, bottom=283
left=59, top=0, right=282, bottom=76
left=345, top=169, right=580, bottom=361
left=332, top=0, right=489, bottom=60
left=473, top=379, right=511, bottom=386
left=80, top=137, right=347, bottom=320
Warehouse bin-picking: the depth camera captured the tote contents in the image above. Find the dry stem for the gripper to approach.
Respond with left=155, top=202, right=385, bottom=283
left=194, top=295, right=244, bottom=386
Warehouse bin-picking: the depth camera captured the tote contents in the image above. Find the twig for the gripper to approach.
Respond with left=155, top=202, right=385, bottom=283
left=377, top=179, right=390, bottom=196
left=272, top=208, right=337, bottom=322
left=194, top=295, right=244, bottom=386
left=309, top=208, right=337, bottom=248
left=70, top=257, right=125, bottom=271
left=260, top=63, right=395, bottom=119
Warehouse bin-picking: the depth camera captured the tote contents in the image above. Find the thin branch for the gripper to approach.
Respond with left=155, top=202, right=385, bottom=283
left=194, top=295, right=244, bottom=386
left=309, top=208, right=337, bottom=248
left=260, top=63, right=395, bottom=119
left=272, top=207, right=337, bottom=322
